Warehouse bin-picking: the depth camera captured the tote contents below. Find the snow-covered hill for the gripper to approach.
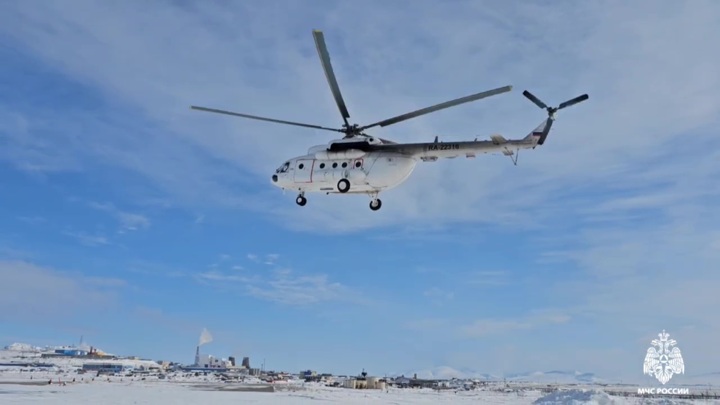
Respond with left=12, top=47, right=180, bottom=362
left=505, top=370, right=602, bottom=384
left=408, top=366, right=720, bottom=386
left=407, top=366, right=603, bottom=384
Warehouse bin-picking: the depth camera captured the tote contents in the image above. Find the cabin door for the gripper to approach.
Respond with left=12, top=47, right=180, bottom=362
left=293, top=159, right=314, bottom=183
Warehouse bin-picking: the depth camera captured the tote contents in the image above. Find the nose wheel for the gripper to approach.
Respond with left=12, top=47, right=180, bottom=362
left=369, top=198, right=382, bottom=211
left=296, top=194, right=307, bottom=206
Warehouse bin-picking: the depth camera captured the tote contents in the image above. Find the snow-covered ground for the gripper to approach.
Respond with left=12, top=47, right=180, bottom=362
left=1, top=367, right=719, bottom=405
left=2, top=347, right=720, bottom=404
left=2, top=380, right=720, bottom=404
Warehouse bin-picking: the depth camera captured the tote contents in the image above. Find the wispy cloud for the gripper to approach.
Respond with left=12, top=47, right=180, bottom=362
left=246, top=253, right=280, bottom=265
left=88, top=201, right=150, bottom=232
left=63, top=230, right=110, bottom=247
left=246, top=268, right=356, bottom=306
left=0, top=260, right=124, bottom=321
left=263, top=253, right=279, bottom=265
left=459, top=311, right=572, bottom=339
left=193, top=255, right=365, bottom=307
left=195, top=270, right=253, bottom=284
left=403, top=318, right=451, bottom=332
left=133, top=306, right=203, bottom=336
left=423, top=287, right=454, bottom=305
left=464, top=270, right=509, bottom=286
left=16, top=216, right=45, bottom=225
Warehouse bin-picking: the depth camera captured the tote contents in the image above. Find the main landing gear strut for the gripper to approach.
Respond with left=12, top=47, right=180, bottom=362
left=369, top=192, right=382, bottom=211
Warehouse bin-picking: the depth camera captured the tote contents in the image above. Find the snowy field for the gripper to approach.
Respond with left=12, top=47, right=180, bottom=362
left=2, top=377, right=720, bottom=404
left=0, top=380, right=535, bottom=404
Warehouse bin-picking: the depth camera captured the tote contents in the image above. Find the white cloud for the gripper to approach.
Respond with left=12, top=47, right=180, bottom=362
left=16, top=216, right=45, bottom=225
left=63, top=230, right=110, bottom=247
left=423, top=287, right=454, bottom=304
left=403, top=318, right=450, bottom=332
left=246, top=268, right=356, bottom=306
left=88, top=201, right=150, bottom=232
left=264, top=253, right=279, bottom=265
left=459, top=311, right=571, bottom=339
left=0, top=260, right=124, bottom=321
left=464, top=270, right=509, bottom=286
left=196, top=271, right=251, bottom=284
left=195, top=262, right=365, bottom=307
left=116, top=212, right=150, bottom=231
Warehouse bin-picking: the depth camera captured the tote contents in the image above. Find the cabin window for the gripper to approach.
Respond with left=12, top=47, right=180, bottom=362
left=319, top=163, right=325, bottom=169
left=298, top=163, right=304, bottom=169
left=341, top=162, right=347, bottom=168
left=332, top=162, right=338, bottom=168
left=355, top=161, right=361, bottom=168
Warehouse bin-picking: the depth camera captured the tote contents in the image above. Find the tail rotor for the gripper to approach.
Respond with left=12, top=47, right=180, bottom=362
left=523, top=90, right=588, bottom=145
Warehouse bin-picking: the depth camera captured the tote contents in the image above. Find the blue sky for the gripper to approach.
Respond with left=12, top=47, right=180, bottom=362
left=1, top=0, right=720, bottom=382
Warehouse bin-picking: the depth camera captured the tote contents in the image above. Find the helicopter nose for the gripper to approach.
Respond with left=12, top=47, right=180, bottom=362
left=271, top=174, right=278, bottom=183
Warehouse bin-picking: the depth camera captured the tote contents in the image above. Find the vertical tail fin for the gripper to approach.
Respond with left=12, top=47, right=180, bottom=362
left=523, top=119, right=552, bottom=142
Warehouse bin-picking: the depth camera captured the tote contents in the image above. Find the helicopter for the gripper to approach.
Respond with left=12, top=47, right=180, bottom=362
left=191, top=30, right=588, bottom=211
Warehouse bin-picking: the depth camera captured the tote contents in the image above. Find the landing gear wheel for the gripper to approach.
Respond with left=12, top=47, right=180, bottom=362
left=337, top=179, right=350, bottom=193
left=369, top=199, right=382, bottom=211
left=296, top=195, right=307, bottom=206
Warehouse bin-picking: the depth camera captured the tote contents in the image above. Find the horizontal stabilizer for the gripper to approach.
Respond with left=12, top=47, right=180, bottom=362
left=490, top=134, right=507, bottom=145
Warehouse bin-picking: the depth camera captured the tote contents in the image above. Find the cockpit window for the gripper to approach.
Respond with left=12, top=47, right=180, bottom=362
left=276, top=162, right=290, bottom=173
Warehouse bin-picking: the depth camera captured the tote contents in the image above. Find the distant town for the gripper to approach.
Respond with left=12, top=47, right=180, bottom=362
left=2, top=329, right=720, bottom=401
left=1, top=329, right=472, bottom=391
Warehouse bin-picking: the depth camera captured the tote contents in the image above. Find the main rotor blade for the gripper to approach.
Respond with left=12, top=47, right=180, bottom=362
left=522, top=90, right=548, bottom=109
left=359, top=85, right=513, bottom=131
left=558, top=94, right=589, bottom=110
left=313, top=30, right=351, bottom=126
left=190, top=106, right=343, bottom=133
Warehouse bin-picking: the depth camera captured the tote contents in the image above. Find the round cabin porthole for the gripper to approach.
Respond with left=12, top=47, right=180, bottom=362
left=319, top=163, right=325, bottom=169
left=332, top=162, right=337, bottom=168
left=355, top=161, right=361, bottom=168
left=299, top=163, right=304, bottom=169
left=341, top=162, right=347, bottom=168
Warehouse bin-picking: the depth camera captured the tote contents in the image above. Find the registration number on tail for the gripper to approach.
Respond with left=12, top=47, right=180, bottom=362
left=428, top=143, right=460, bottom=151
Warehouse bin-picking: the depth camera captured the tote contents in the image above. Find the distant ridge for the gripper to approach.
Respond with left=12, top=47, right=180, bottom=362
left=404, top=366, right=720, bottom=386
left=405, top=367, right=605, bottom=384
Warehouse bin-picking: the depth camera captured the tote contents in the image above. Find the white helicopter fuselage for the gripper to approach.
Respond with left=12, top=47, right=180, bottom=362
left=271, top=129, right=542, bottom=198
left=271, top=150, right=417, bottom=195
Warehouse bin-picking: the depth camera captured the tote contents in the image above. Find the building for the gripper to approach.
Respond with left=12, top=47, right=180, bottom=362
left=82, top=363, right=127, bottom=373
left=242, top=357, right=250, bottom=369
left=54, top=349, right=88, bottom=356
